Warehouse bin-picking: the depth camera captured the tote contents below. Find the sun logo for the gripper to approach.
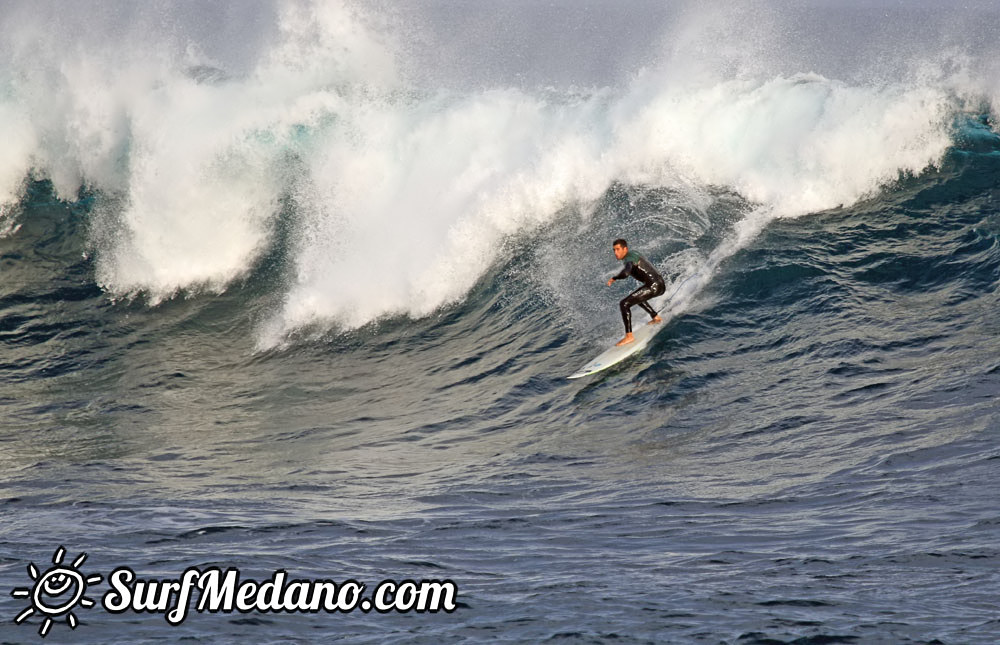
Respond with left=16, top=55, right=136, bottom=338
left=10, top=546, right=103, bottom=637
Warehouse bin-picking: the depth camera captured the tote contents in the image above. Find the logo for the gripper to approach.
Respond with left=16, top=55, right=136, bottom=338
left=11, top=546, right=103, bottom=637
left=10, top=547, right=458, bottom=638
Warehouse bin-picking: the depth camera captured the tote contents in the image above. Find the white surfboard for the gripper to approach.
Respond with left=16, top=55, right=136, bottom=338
left=567, top=314, right=667, bottom=379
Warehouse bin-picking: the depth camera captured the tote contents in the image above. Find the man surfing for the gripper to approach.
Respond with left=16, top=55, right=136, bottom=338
left=606, top=238, right=665, bottom=346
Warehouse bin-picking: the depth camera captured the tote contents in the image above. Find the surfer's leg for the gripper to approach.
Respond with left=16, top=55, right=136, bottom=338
left=639, top=281, right=665, bottom=324
left=629, top=284, right=662, bottom=324
left=616, top=292, right=640, bottom=345
left=619, top=295, right=634, bottom=334
left=623, top=286, right=656, bottom=324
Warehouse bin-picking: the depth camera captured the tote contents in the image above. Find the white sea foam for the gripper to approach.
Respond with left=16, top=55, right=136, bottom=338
left=0, top=0, right=992, bottom=345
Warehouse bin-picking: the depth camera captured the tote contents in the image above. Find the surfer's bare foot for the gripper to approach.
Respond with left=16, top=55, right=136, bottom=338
left=648, top=315, right=663, bottom=325
left=615, top=333, right=635, bottom=346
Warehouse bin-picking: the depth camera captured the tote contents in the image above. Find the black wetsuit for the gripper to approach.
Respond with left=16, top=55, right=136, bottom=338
left=611, top=250, right=666, bottom=333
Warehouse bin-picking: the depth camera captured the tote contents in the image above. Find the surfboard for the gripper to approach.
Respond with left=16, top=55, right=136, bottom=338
left=567, top=314, right=667, bottom=379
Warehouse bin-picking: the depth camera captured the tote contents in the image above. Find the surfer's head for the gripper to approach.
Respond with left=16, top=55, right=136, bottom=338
left=612, top=239, right=628, bottom=261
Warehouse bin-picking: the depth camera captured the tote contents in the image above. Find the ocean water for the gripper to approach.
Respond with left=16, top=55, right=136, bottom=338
left=2, top=1, right=1000, bottom=643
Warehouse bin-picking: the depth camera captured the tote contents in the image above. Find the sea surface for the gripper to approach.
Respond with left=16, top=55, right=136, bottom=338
left=1, top=1, right=999, bottom=643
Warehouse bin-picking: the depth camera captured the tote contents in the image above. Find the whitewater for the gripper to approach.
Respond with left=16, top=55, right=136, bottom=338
left=1, top=1, right=999, bottom=643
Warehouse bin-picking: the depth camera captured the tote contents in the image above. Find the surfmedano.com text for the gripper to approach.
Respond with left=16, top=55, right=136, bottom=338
left=103, top=566, right=458, bottom=625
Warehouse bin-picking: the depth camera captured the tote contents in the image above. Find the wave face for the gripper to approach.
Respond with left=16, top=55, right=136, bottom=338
left=2, top=2, right=1000, bottom=643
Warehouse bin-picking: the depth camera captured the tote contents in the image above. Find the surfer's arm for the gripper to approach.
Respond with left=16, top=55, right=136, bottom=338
left=608, top=263, right=632, bottom=284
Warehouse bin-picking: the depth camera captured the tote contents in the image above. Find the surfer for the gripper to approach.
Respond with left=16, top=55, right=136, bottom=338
left=606, top=239, right=665, bottom=346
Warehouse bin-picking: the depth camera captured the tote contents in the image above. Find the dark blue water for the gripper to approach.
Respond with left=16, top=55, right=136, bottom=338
left=3, top=2, right=1000, bottom=643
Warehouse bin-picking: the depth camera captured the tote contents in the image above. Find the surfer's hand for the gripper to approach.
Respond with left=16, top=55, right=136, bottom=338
left=606, top=278, right=614, bottom=286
